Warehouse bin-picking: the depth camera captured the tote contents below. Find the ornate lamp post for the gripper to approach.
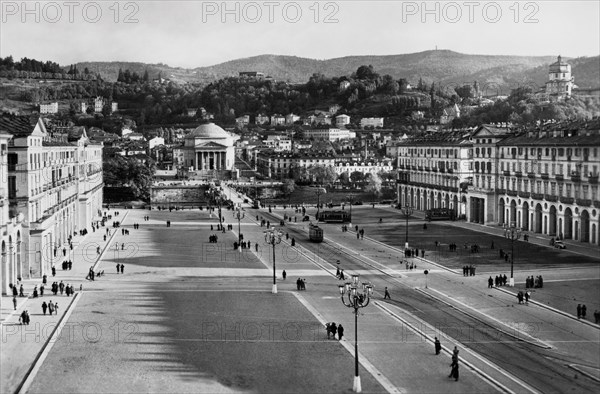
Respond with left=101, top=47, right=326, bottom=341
left=235, top=205, right=245, bottom=253
left=265, top=228, right=284, bottom=293
left=206, top=188, right=225, bottom=230
left=339, top=275, right=373, bottom=393
left=503, top=223, right=521, bottom=287
left=400, top=205, right=414, bottom=249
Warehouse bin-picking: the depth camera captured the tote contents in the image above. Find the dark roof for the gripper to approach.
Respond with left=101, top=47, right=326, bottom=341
left=0, top=113, right=38, bottom=137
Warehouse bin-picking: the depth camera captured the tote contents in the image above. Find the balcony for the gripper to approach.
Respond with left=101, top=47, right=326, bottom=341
left=545, top=195, right=558, bottom=202
left=594, top=201, right=600, bottom=209
left=570, top=173, right=581, bottom=182
left=560, top=196, right=574, bottom=204
left=540, top=173, right=549, bottom=180
left=576, top=199, right=591, bottom=207
left=507, top=190, right=518, bottom=197
left=587, top=174, right=598, bottom=184
left=518, top=191, right=530, bottom=198
left=496, top=188, right=506, bottom=194
left=531, top=193, right=544, bottom=200
left=514, top=171, right=523, bottom=177
left=503, top=170, right=510, bottom=176
left=555, top=174, right=564, bottom=181
left=527, top=172, right=536, bottom=179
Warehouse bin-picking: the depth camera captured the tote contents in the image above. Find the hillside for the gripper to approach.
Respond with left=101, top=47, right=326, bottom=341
left=74, top=51, right=599, bottom=91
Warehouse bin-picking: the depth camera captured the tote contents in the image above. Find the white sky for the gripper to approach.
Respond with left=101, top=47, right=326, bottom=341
left=1, top=0, right=598, bottom=68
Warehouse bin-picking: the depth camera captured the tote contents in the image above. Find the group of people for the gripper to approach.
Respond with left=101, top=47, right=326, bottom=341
left=516, top=290, right=531, bottom=304
left=405, top=261, right=418, bottom=270
left=335, top=267, right=345, bottom=280
left=234, top=241, right=252, bottom=250
left=208, top=234, right=219, bottom=243
left=296, top=278, right=307, bottom=290
left=462, top=265, right=476, bottom=276
left=525, top=275, right=544, bottom=288
left=325, top=322, right=344, bottom=340
left=356, top=228, right=365, bottom=240
left=488, top=274, right=508, bottom=288
left=404, top=248, right=423, bottom=258
left=115, top=263, right=125, bottom=274
left=60, top=260, right=73, bottom=270
left=41, top=300, right=59, bottom=315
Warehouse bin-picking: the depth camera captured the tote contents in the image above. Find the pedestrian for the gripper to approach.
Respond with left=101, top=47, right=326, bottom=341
left=282, top=270, right=287, bottom=280
left=434, top=337, right=441, bottom=355
left=42, top=301, right=48, bottom=315
left=48, top=300, right=55, bottom=315
left=117, top=263, right=120, bottom=274
left=19, top=284, right=24, bottom=297
left=594, top=310, right=600, bottom=324
left=54, top=302, right=59, bottom=315
left=330, top=322, right=337, bottom=339
left=449, top=353, right=459, bottom=381
left=488, top=276, right=493, bottom=288
left=524, top=291, right=530, bottom=304
left=582, top=304, right=587, bottom=319
left=577, top=304, right=582, bottom=318
left=338, top=324, right=344, bottom=340
left=384, top=287, right=391, bottom=300
left=12, top=296, right=17, bottom=310
left=120, top=264, right=124, bottom=274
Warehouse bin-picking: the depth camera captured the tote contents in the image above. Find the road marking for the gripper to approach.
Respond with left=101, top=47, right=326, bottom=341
left=291, top=292, right=403, bottom=394
left=17, top=292, right=83, bottom=394
left=421, top=287, right=552, bottom=349
left=375, top=301, right=540, bottom=394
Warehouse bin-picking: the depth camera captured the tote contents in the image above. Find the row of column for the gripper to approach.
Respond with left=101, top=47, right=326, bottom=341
left=197, top=151, right=226, bottom=170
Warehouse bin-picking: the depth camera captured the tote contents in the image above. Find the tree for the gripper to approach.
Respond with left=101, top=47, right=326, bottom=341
left=309, top=165, right=337, bottom=186
left=365, top=173, right=383, bottom=197
left=143, top=69, right=149, bottom=82
left=350, top=171, right=365, bottom=184
left=338, top=172, right=350, bottom=185
left=283, top=179, right=296, bottom=201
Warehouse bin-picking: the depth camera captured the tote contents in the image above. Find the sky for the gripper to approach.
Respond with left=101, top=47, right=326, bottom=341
left=1, top=0, right=599, bottom=68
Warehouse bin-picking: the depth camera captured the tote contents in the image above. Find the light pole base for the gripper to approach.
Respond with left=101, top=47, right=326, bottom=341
left=509, top=277, right=514, bottom=287
left=272, top=284, right=278, bottom=294
left=353, top=375, right=362, bottom=393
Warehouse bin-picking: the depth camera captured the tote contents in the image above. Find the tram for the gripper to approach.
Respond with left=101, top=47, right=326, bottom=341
left=425, top=208, right=456, bottom=221
left=316, top=210, right=351, bottom=223
left=308, top=223, right=324, bottom=243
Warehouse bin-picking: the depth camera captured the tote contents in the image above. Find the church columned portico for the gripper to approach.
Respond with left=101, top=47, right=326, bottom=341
left=196, top=150, right=227, bottom=170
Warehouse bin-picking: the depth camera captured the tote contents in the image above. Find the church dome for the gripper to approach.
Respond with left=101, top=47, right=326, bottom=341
left=188, top=123, right=229, bottom=139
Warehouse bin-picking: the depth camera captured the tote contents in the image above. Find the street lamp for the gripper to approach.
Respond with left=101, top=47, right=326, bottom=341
left=503, top=223, right=522, bottom=287
left=207, top=188, right=224, bottom=230
left=265, top=228, right=284, bottom=294
left=339, top=275, right=373, bottom=393
left=235, top=205, right=245, bottom=253
left=400, top=205, right=414, bottom=249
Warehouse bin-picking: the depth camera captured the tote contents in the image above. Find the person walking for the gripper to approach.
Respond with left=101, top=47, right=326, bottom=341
left=449, top=352, right=459, bottom=381
left=54, top=302, right=59, bottom=315
left=116, top=263, right=120, bottom=274
left=337, top=324, right=344, bottom=340
left=384, top=287, right=391, bottom=300
left=581, top=304, right=587, bottom=319
left=330, top=322, right=337, bottom=340
left=282, top=270, right=287, bottom=280
left=12, top=296, right=17, bottom=310
left=42, top=301, right=48, bottom=315
left=577, top=304, right=582, bottom=319
left=120, top=264, right=125, bottom=274
left=434, top=337, right=442, bottom=355
left=48, top=300, right=55, bottom=316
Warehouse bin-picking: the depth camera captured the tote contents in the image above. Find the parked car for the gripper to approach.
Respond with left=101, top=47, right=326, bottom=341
left=554, top=240, right=566, bottom=249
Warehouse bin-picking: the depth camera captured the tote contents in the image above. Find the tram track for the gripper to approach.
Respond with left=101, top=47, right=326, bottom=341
left=253, top=209, right=600, bottom=393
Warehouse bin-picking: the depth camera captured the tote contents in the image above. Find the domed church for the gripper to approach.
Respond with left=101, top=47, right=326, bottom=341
left=173, top=123, right=236, bottom=179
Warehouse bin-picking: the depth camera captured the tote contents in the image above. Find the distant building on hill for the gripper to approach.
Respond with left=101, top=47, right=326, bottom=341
left=545, top=55, right=575, bottom=100
left=239, top=71, right=265, bottom=79
left=39, top=102, right=58, bottom=114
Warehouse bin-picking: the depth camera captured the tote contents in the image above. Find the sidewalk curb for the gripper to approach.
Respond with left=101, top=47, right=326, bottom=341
left=291, top=292, right=402, bottom=394
left=416, top=287, right=552, bottom=349
left=494, top=287, right=600, bottom=329
left=375, top=301, right=539, bottom=394
left=15, top=291, right=82, bottom=394
left=92, top=211, right=130, bottom=272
